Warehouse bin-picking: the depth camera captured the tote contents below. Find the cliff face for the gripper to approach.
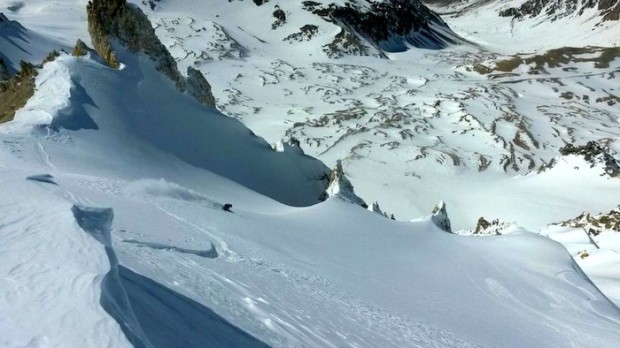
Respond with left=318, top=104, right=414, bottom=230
left=304, top=0, right=461, bottom=52
left=86, top=0, right=216, bottom=108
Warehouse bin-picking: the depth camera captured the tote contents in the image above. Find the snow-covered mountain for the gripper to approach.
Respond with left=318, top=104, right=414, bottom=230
left=122, top=0, right=620, bottom=227
left=1, top=0, right=619, bottom=347
left=426, top=0, right=619, bottom=23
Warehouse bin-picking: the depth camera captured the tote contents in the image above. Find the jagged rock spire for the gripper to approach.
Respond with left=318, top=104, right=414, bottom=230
left=368, top=201, right=390, bottom=218
left=369, top=201, right=383, bottom=214
left=431, top=200, right=452, bottom=232
left=320, top=160, right=367, bottom=208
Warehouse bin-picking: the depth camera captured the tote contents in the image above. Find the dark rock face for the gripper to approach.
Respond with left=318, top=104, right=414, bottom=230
left=473, top=217, right=503, bottom=235
left=600, top=0, right=620, bottom=20
left=559, top=142, right=620, bottom=177
left=0, top=51, right=60, bottom=124
left=0, top=61, right=36, bottom=124
left=323, top=28, right=382, bottom=58
left=234, top=1, right=460, bottom=57
left=320, top=0, right=460, bottom=52
left=186, top=66, right=216, bottom=107
left=474, top=217, right=491, bottom=234
left=499, top=0, right=619, bottom=22
left=86, top=0, right=216, bottom=108
left=284, top=24, right=319, bottom=42
left=72, top=39, right=89, bottom=57
left=87, top=0, right=179, bottom=76
left=272, top=7, right=286, bottom=29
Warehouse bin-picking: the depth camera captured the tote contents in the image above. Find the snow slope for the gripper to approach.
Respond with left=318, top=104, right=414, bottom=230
left=129, top=0, right=620, bottom=230
left=1, top=1, right=620, bottom=347
left=427, top=0, right=620, bottom=53
left=4, top=49, right=329, bottom=207
left=0, top=172, right=131, bottom=348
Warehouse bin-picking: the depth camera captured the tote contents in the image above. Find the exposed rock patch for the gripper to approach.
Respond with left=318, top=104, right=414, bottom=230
left=472, top=217, right=514, bottom=235
left=186, top=66, right=216, bottom=107
left=553, top=207, right=620, bottom=235
left=272, top=6, right=286, bottom=29
left=284, top=24, right=319, bottom=42
left=0, top=51, right=59, bottom=124
left=538, top=141, right=620, bottom=177
left=323, top=28, right=383, bottom=59
left=499, top=0, right=619, bottom=22
left=472, top=46, right=620, bottom=76
left=72, top=39, right=89, bottom=57
left=0, top=58, right=45, bottom=124
left=559, top=142, right=620, bottom=177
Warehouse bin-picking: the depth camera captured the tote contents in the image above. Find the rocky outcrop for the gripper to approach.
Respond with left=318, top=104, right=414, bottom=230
left=554, top=207, right=620, bottom=235
left=499, top=0, right=619, bottom=22
left=309, top=0, right=461, bottom=52
left=319, top=160, right=368, bottom=208
left=369, top=201, right=392, bottom=218
left=86, top=0, right=216, bottom=108
left=430, top=201, right=452, bottom=232
left=0, top=51, right=60, bottom=124
left=186, top=67, right=216, bottom=107
left=538, top=141, right=620, bottom=177
left=559, top=142, right=620, bottom=177
left=87, top=0, right=179, bottom=75
left=0, top=61, right=36, bottom=124
left=272, top=6, right=286, bottom=29
left=284, top=25, right=319, bottom=42
left=369, top=201, right=384, bottom=214
left=322, top=28, right=383, bottom=59
left=472, top=217, right=514, bottom=235
left=601, top=0, right=620, bottom=21
left=72, top=39, right=89, bottom=57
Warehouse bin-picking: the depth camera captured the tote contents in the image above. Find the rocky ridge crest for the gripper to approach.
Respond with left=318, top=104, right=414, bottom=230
left=86, top=0, right=215, bottom=107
